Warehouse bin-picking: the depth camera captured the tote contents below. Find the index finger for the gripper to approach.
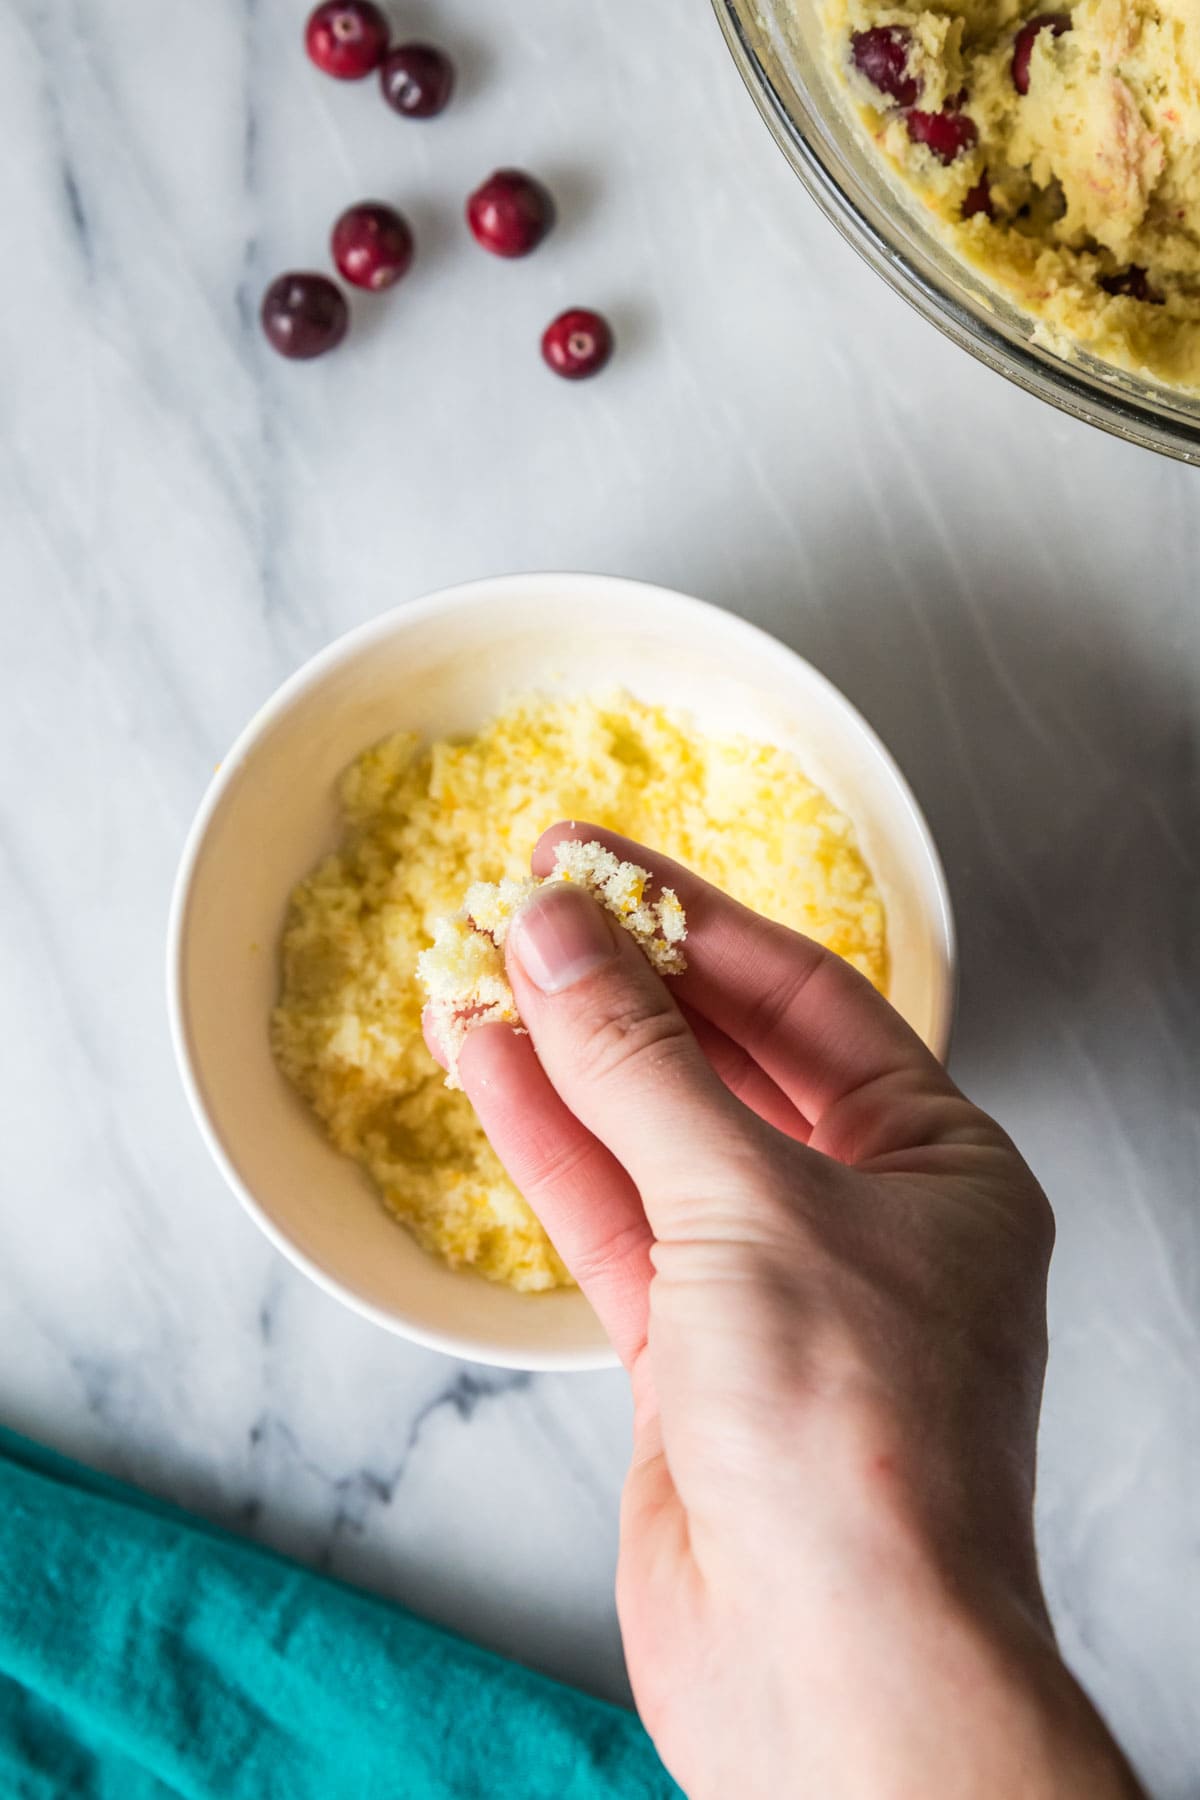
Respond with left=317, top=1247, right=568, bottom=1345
left=448, top=1018, right=654, bottom=1368
left=532, top=822, right=947, bottom=1137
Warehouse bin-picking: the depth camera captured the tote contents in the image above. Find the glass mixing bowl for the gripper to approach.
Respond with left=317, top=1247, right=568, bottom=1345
left=713, top=0, right=1200, bottom=465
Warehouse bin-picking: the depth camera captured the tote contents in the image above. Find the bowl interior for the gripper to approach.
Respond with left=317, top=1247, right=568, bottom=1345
left=172, top=575, right=955, bottom=1368
left=715, top=0, right=1200, bottom=463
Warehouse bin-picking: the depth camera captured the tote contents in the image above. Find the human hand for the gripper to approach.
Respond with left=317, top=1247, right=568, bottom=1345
left=426, top=824, right=1141, bottom=1799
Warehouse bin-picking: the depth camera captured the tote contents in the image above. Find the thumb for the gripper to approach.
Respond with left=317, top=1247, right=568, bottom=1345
left=506, top=882, right=771, bottom=1240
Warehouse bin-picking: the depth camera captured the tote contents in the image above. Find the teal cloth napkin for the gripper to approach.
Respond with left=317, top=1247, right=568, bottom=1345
left=0, top=1425, right=680, bottom=1800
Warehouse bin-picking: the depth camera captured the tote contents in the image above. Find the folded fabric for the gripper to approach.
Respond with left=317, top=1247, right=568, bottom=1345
left=0, top=1425, right=680, bottom=1800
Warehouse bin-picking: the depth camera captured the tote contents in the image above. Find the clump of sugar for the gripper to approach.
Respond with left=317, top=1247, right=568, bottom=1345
left=417, top=839, right=687, bottom=1089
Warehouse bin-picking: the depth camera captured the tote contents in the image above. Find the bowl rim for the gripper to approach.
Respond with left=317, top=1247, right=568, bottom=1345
left=710, top=0, right=1200, bottom=467
left=167, top=570, right=958, bottom=1370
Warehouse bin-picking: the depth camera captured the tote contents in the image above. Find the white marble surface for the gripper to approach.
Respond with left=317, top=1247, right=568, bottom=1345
left=2, top=0, right=1198, bottom=1791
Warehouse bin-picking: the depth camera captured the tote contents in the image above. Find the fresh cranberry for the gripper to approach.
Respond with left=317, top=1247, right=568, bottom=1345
left=466, top=170, right=554, bottom=258
left=1012, top=14, right=1071, bottom=96
left=541, top=308, right=613, bottom=380
left=1099, top=266, right=1162, bottom=304
left=906, top=96, right=978, bottom=164
left=260, top=273, right=349, bottom=359
left=331, top=202, right=414, bottom=291
left=380, top=43, right=455, bottom=117
left=850, top=26, right=922, bottom=107
left=305, top=1, right=390, bottom=80
left=962, top=171, right=994, bottom=219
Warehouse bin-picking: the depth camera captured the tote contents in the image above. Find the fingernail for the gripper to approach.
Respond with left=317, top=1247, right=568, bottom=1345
left=511, top=885, right=618, bottom=994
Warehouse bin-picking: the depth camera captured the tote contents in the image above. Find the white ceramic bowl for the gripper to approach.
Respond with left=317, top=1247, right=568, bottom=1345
left=168, top=573, right=956, bottom=1371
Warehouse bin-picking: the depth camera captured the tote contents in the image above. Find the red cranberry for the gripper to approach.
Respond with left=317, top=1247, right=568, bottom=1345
left=1099, top=266, right=1162, bottom=304
left=1012, top=14, right=1071, bottom=96
left=850, top=26, right=922, bottom=107
left=962, top=171, right=994, bottom=220
left=260, top=273, right=349, bottom=359
left=331, top=202, right=414, bottom=291
left=305, top=1, right=390, bottom=80
left=466, top=170, right=554, bottom=259
left=541, top=308, right=613, bottom=380
left=380, top=43, right=454, bottom=117
left=906, top=96, right=978, bottom=164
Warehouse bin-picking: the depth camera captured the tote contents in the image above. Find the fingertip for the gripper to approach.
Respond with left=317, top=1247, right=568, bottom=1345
left=422, top=1007, right=449, bottom=1070
left=455, top=1019, right=530, bottom=1092
left=426, top=1011, right=532, bottom=1085
left=507, top=881, right=624, bottom=1000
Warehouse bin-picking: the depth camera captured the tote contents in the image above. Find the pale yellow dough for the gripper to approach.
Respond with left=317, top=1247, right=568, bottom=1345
left=829, top=0, right=1200, bottom=389
left=418, top=839, right=688, bottom=1090
left=271, top=691, right=888, bottom=1293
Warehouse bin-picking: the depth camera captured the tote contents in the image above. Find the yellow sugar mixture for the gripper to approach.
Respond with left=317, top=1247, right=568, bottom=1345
left=827, top=0, right=1200, bottom=390
left=418, top=838, right=689, bottom=1089
left=271, top=691, right=889, bottom=1293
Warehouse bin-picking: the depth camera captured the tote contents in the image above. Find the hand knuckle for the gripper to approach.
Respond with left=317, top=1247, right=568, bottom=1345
left=740, top=937, right=826, bottom=1045
left=575, top=991, right=692, bottom=1090
left=568, top=1213, right=651, bottom=1291
left=524, top=1131, right=600, bottom=1197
